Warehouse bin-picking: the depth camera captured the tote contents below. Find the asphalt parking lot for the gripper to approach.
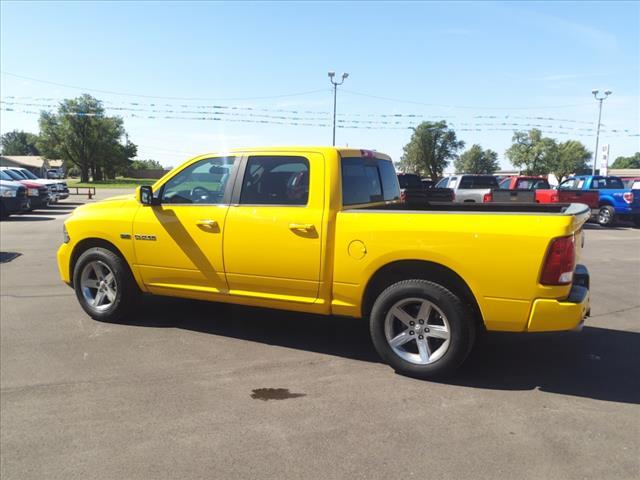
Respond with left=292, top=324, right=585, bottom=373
left=1, top=190, right=639, bottom=480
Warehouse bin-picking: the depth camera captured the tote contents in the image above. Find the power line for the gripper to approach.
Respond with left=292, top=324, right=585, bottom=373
left=2, top=98, right=608, bottom=127
left=0, top=71, right=330, bottom=101
left=4, top=107, right=637, bottom=138
left=340, top=89, right=594, bottom=110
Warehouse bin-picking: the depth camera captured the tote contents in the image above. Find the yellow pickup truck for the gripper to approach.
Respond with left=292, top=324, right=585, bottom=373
left=58, top=147, right=591, bottom=378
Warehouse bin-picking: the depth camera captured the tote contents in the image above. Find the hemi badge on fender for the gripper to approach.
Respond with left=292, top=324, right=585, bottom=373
left=120, top=233, right=132, bottom=239
left=134, top=234, right=157, bottom=241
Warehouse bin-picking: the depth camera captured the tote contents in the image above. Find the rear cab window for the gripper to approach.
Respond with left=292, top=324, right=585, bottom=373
left=515, top=178, right=550, bottom=190
left=459, top=176, right=499, bottom=189
left=435, top=177, right=449, bottom=188
left=341, top=155, right=400, bottom=207
left=398, top=174, right=422, bottom=189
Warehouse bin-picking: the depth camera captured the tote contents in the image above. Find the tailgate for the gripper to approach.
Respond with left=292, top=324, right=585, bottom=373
left=426, top=188, right=454, bottom=202
left=558, top=189, right=599, bottom=208
left=492, top=189, right=535, bottom=203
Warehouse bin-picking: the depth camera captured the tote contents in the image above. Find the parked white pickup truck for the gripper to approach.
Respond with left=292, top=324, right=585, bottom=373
left=435, top=174, right=499, bottom=203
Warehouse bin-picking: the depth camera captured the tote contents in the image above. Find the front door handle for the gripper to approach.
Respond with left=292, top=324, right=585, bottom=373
left=196, top=219, right=218, bottom=228
left=289, top=223, right=315, bottom=232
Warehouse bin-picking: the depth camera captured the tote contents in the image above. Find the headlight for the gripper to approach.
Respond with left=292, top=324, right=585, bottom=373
left=1, top=189, right=17, bottom=197
left=28, top=188, right=39, bottom=196
left=63, top=224, right=70, bottom=243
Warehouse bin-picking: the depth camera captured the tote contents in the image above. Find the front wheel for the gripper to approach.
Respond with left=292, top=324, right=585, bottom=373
left=73, top=247, right=140, bottom=322
left=597, top=206, right=616, bottom=227
left=369, top=279, right=476, bottom=379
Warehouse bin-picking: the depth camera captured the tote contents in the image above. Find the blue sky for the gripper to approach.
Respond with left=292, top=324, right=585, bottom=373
left=1, top=1, right=638, bottom=170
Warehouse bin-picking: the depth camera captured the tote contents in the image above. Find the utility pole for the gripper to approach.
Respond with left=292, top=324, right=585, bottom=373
left=591, top=89, right=612, bottom=175
left=328, top=71, right=349, bottom=146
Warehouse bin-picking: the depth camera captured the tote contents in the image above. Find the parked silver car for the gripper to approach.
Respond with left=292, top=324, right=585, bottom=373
left=435, top=174, right=499, bottom=203
left=1, top=167, right=69, bottom=201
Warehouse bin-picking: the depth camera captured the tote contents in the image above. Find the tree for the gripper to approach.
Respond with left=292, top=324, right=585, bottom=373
left=130, top=159, right=164, bottom=170
left=548, top=140, right=591, bottom=181
left=454, top=144, right=499, bottom=174
left=37, top=94, right=137, bottom=182
left=611, top=152, right=640, bottom=169
left=505, top=129, right=557, bottom=175
left=397, top=121, right=464, bottom=180
left=0, top=130, right=40, bottom=155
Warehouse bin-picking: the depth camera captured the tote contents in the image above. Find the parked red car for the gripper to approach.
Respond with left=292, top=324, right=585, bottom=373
left=499, top=175, right=599, bottom=210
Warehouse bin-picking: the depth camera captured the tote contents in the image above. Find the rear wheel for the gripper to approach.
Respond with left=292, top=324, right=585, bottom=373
left=597, top=206, right=616, bottom=227
left=73, top=247, right=140, bottom=322
left=369, top=279, right=476, bottom=379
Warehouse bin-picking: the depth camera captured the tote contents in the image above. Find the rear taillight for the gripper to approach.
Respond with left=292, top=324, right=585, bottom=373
left=623, top=192, right=633, bottom=204
left=400, top=190, right=407, bottom=203
left=483, top=192, right=493, bottom=203
left=540, top=235, right=575, bottom=285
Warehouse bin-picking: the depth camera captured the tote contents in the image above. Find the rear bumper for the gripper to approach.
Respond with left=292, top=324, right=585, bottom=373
left=527, top=265, right=591, bottom=332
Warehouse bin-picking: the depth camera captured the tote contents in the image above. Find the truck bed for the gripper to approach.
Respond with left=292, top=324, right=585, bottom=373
left=357, top=201, right=578, bottom=214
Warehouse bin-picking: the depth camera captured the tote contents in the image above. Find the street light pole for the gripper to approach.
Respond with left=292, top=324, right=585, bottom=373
left=591, top=89, right=612, bottom=175
left=328, top=71, right=348, bottom=146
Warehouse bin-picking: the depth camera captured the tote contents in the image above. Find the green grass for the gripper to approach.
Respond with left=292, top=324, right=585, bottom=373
left=67, top=178, right=157, bottom=188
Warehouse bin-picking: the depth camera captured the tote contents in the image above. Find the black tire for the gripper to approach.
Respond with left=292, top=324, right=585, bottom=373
left=0, top=203, right=8, bottom=220
left=369, top=279, right=476, bottom=379
left=73, top=247, right=140, bottom=322
left=633, top=217, right=640, bottom=228
left=597, top=205, right=616, bottom=227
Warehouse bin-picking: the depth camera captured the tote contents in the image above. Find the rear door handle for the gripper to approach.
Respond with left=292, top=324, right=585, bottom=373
left=289, top=223, right=315, bottom=232
left=196, top=219, right=218, bottom=228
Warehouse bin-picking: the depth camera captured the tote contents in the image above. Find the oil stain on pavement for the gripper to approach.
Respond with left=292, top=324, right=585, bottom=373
left=250, top=388, right=306, bottom=401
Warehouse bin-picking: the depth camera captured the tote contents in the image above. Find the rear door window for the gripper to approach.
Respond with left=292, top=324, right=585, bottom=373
left=341, top=157, right=399, bottom=205
left=239, top=156, right=310, bottom=205
left=378, top=160, right=401, bottom=202
left=592, top=177, right=624, bottom=189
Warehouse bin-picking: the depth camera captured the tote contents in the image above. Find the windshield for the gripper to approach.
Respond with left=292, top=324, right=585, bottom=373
left=3, top=169, right=25, bottom=181
left=0, top=170, right=14, bottom=181
left=19, top=169, right=40, bottom=180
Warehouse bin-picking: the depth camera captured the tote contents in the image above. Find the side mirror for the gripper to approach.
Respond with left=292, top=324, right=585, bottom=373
left=138, top=185, right=156, bottom=206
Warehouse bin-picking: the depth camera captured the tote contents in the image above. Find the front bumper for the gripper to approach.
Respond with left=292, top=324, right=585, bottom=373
left=29, top=193, right=51, bottom=208
left=527, top=265, right=591, bottom=332
left=1, top=196, right=30, bottom=214
left=57, top=242, right=73, bottom=285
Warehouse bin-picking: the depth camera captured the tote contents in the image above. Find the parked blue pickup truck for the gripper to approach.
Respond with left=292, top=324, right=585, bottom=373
left=559, top=175, right=640, bottom=227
